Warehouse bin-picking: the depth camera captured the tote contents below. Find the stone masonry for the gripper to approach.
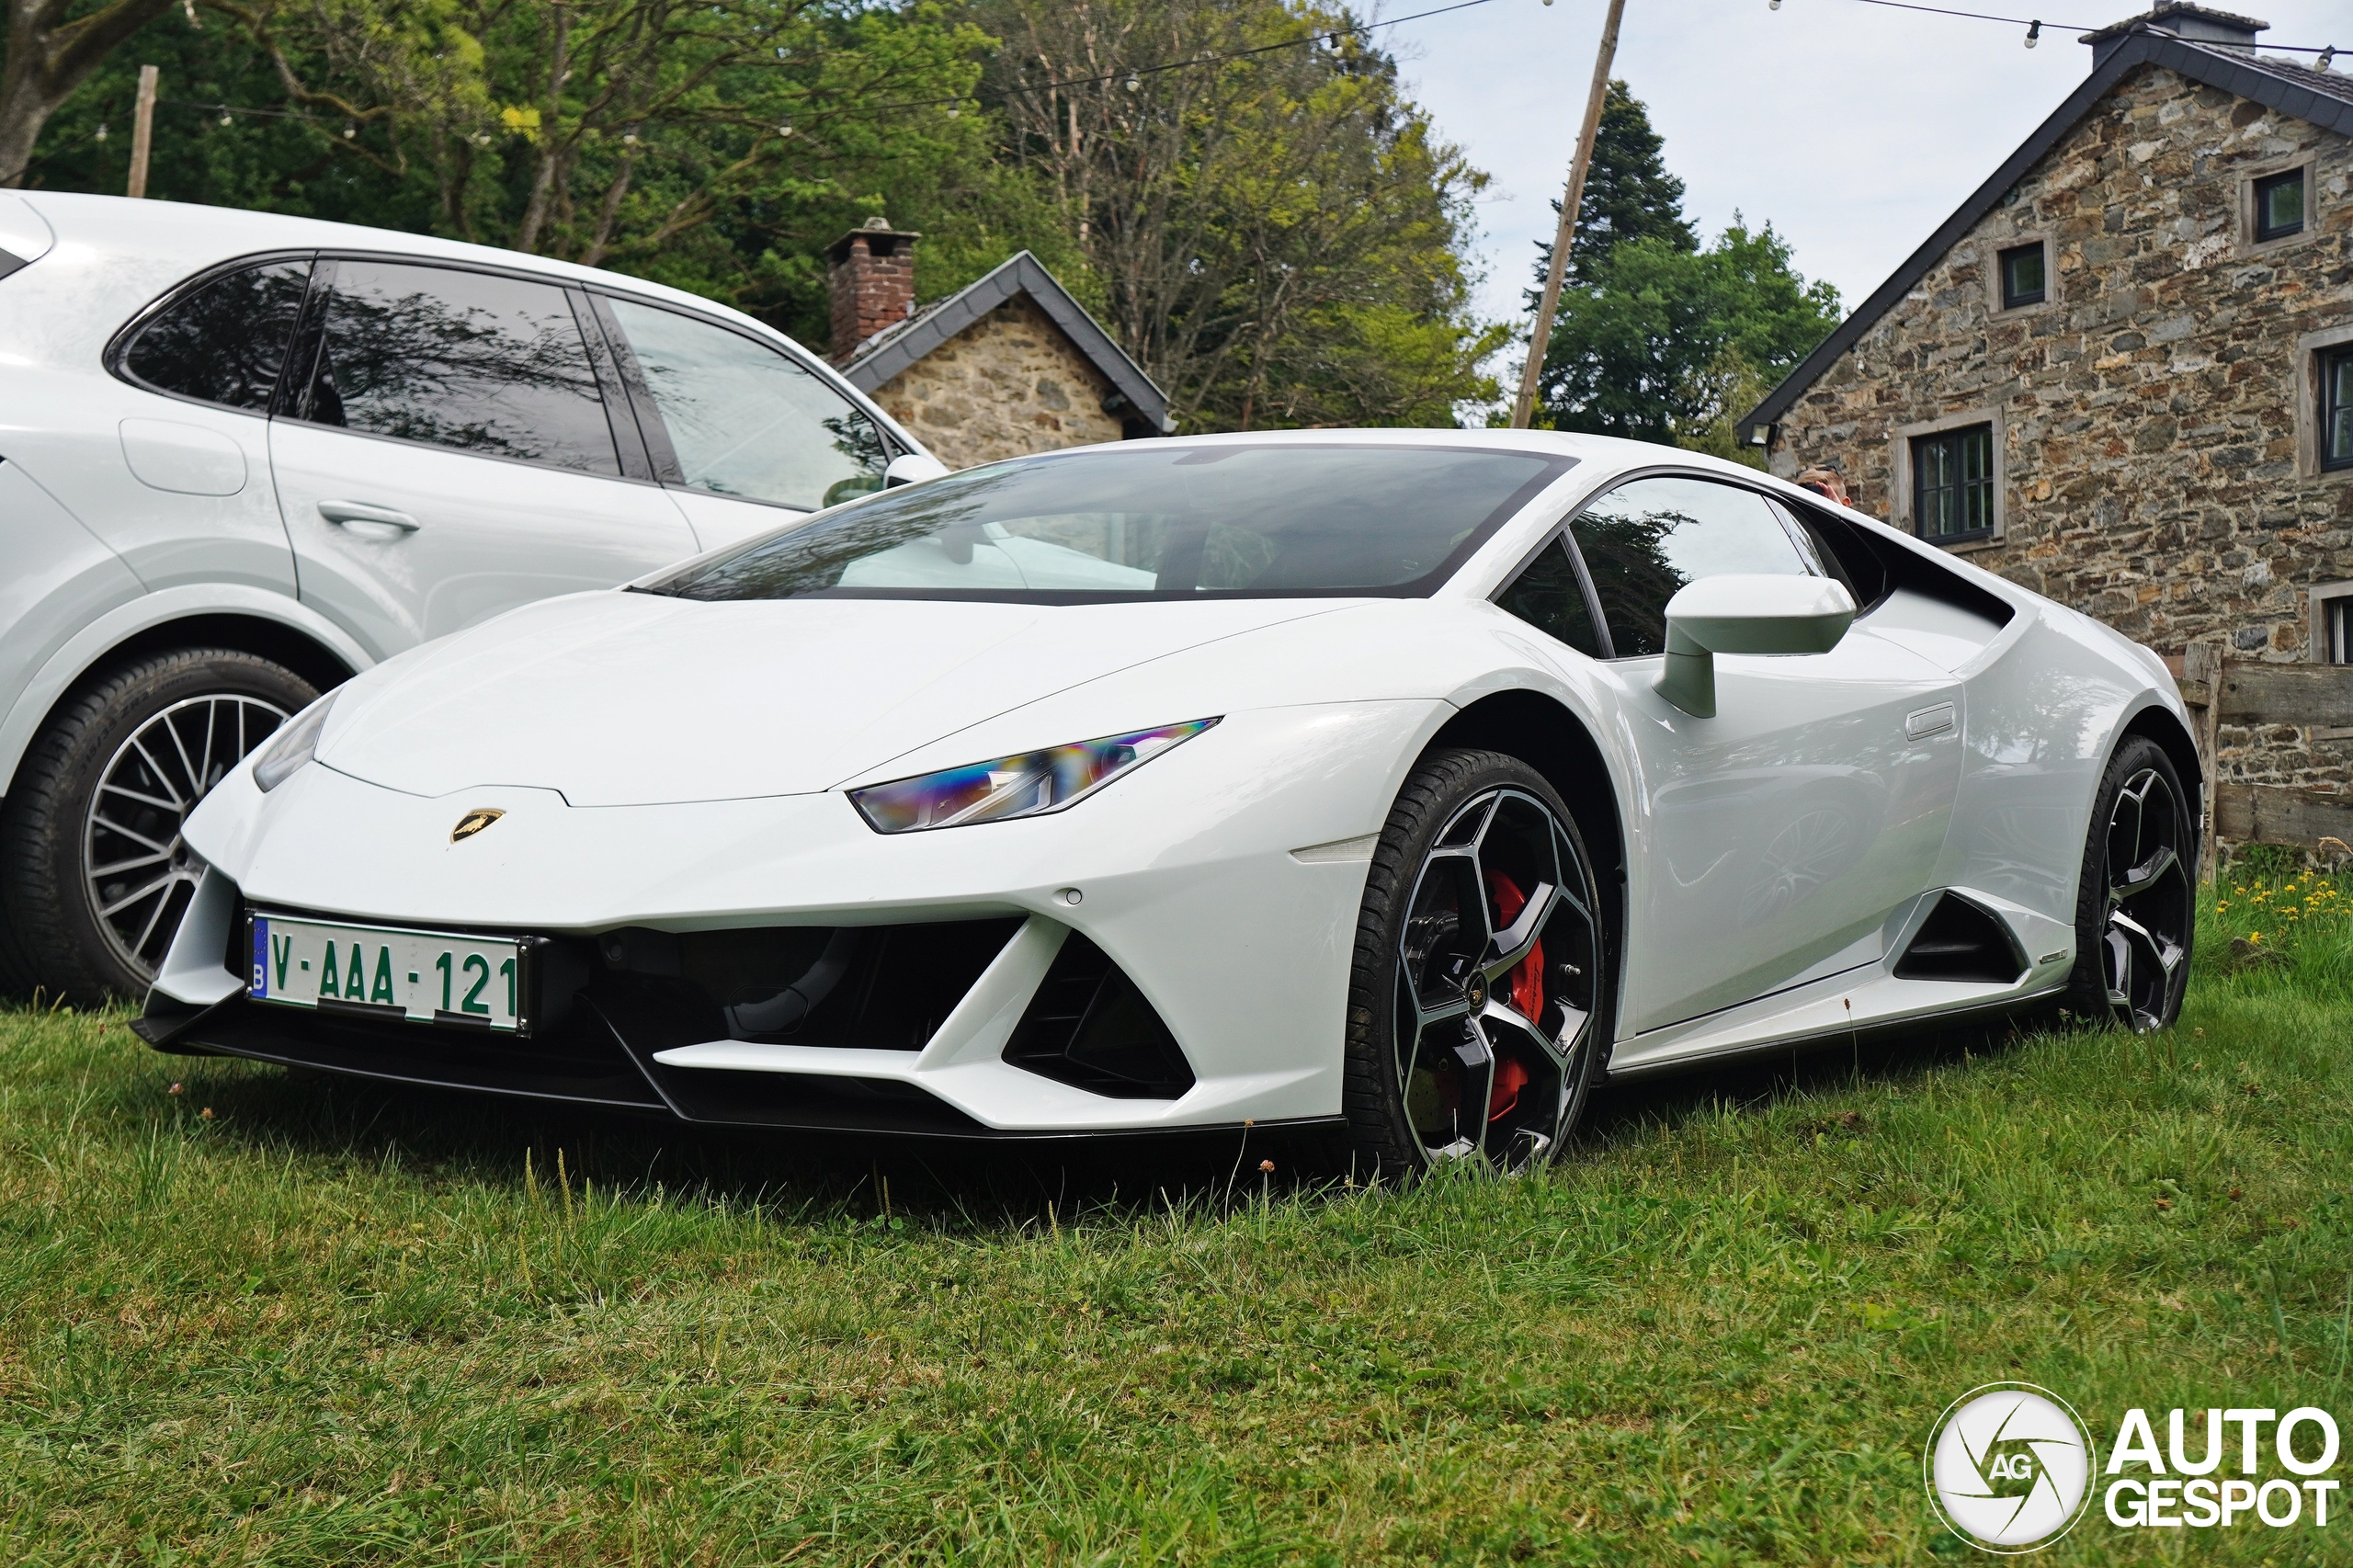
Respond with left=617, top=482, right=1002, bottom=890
left=865, top=295, right=1129, bottom=470
left=1772, top=61, right=2352, bottom=788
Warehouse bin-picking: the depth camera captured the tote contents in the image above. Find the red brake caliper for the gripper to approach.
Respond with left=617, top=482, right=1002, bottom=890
left=1483, top=872, right=1545, bottom=1120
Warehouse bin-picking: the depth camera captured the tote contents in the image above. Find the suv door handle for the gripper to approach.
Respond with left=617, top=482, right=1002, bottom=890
left=319, top=499, right=420, bottom=532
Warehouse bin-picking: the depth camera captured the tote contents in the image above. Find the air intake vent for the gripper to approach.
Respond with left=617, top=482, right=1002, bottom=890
left=1004, top=933, right=1195, bottom=1099
left=1893, top=893, right=2026, bottom=984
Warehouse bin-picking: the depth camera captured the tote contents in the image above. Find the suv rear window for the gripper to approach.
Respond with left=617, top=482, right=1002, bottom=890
left=122, top=259, right=312, bottom=412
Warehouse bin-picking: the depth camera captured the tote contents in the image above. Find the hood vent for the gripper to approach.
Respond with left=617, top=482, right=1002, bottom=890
left=1005, top=932, right=1195, bottom=1099
left=1893, top=893, right=2027, bottom=984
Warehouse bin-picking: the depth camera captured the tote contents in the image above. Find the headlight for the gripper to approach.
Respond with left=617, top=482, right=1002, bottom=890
left=849, top=718, right=1219, bottom=834
left=252, top=693, right=336, bottom=792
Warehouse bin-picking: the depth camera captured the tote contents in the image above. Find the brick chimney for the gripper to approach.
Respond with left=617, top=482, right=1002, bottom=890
left=827, top=216, right=921, bottom=364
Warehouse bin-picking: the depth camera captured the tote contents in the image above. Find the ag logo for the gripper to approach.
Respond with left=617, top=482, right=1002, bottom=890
left=449, top=807, right=506, bottom=844
left=1926, top=1383, right=2095, bottom=1553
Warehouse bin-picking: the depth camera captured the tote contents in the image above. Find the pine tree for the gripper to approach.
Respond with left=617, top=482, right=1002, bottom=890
left=1528, top=79, right=1695, bottom=298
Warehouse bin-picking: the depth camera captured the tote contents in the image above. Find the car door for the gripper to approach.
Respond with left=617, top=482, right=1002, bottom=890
left=596, top=295, right=892, bottom=551
left=267, top=257, right=699, bottom=661
left=1543, top=473, right=1964, bottom=1037
left=19, top=255, right=307, bottom=597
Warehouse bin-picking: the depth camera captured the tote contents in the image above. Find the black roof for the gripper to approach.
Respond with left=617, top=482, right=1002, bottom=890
left=838, top=250, right=1173, bottom=434
left=1738, top=24, right=2353, bottom=443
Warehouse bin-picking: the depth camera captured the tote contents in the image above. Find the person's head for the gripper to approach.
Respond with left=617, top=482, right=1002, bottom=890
left=1793, top=467, right=1851, bottom=506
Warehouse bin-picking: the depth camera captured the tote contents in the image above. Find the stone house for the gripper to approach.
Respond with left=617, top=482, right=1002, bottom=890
left=1739, top=5, right=2352, bottom=793
left=823, top=219, right=1170, bottom=469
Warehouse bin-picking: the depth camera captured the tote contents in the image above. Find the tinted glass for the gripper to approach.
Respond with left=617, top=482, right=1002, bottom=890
left=124, top=259, right=311, bottom=411
left=2326, top=347, right=2353, bottom=471
left=647, top=444, right=1571, bottom=603
left=303, top=261, right=618, bottom=474
left=1915, top=425, right=1995, bottom=540
left=1568, top=475, right=1812, bottom=657
left=609, top=300, right=887, bottom=511
left=2256, top=171, right=2305, bottom=240
left=1496, top=536, right=1604, bottom=658
left=1999, top=243, right=2044, bottom=308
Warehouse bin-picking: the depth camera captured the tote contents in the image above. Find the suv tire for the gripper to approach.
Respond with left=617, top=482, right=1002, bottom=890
left=0, top=649, right=315, bottom=1003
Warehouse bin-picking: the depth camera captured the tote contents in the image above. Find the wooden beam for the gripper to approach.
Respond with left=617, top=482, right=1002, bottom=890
left=126, top=63, right=157, bottom=199
left=2211, top=662, right=2353, bottom=729
left=2214, top=784, right=2353, bottom=847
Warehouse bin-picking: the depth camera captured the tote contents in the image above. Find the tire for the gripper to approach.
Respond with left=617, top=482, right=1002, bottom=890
left=1343, top=748, right=1610, bottom=1179
left=0, top=649, right=314, bottom=1004
left=2062, top=734, right=2194, bottom=1031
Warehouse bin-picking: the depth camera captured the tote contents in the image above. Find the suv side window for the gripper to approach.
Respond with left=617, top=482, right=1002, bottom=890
left=1496, top=536, right=1605, bottom=658
left=1568, top=474, right=1813, bottom=657
left=300, top=260, right=619, bottom=475
left=607, top=298, right=888, bottom=511
left=122, top=259, right=312, bottom=412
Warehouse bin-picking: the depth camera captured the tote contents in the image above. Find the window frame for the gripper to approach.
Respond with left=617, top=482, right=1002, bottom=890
left=277, top=254, right=637, bottom=482
left=2253, top=169, right=2307, bottom=244
left=2312, top=582, right=2353, bottom=665
left=1890, top=408, right=2006, bottom=549
left=1537, top=466, right=1833, bottom=662
left=104, top=248, right=321, bottom=418
left=2240, top=159, right=2315, bottom=255
left=2295, top=324, right=2353, bottom=481
left=1995, top=240, right=2048, bottom=312
left=1910, top=426, right=1996, bottom=546
left=2321, top=344, right=2353, bottom=475
left=589, top=289, right=908, bottom=509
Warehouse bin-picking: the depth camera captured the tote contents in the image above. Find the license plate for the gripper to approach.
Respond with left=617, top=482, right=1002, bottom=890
left=248, top=912, right=525, bottom=1031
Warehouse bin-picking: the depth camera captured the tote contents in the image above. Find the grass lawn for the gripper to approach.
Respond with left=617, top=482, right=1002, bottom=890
left=3, top=871, right=2350, bottom=1565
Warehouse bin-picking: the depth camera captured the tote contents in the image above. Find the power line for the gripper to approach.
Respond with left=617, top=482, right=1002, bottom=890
left=1826, top=0, right=2337, bottom=57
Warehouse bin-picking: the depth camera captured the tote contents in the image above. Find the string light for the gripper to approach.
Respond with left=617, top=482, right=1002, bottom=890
left=2024, top=18, right=2040, bottom=47
left=94, top=123, right=108, bottom=142
left=2317, top=46, right=2336, bottom=72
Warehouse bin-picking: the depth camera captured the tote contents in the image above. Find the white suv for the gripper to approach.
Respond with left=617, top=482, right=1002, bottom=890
left=0, top=191, right=938, bottom=1001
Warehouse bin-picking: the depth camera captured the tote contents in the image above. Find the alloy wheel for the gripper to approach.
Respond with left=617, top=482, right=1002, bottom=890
left=2099, top=766, right=2191, bottom=1031
left=1392, top=787, right=1601, bottom=1170
left=83, top=695, right=288, bottom=981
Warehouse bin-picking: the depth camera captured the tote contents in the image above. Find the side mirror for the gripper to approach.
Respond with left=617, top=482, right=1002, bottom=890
left=1655, top=574, right=1857, bottom=718
left=884, top=452, right=950, bottom=487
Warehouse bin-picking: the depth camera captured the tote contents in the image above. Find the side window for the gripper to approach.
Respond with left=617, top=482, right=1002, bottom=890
left=301, top=260, right=619, bottom=476
left=607, top=299, right=888, bottom=511
left=122, top=259, right=311, bottom=412
left=1567, top=475, right=1813, bottom=657
left=1496, top=536, right=1605, bottom=659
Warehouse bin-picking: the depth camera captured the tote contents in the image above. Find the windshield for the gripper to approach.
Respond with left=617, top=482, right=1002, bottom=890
left=642, top=443, right=1574, bottom=603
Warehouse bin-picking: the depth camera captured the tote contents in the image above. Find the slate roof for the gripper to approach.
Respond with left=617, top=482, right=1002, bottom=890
left=838, top=250, right=1173, bottom=435
left=1738, top=22, right=2353, bottom=444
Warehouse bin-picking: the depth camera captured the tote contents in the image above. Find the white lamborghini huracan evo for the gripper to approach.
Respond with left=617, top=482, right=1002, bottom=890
left=139, top=431, right=2198, bottom=1171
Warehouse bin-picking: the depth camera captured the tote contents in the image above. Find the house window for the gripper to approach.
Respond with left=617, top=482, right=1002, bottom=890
left=1998, top=242, right=2046, bottom=309
left=1912, top=425, right=1995, bottom=542
left=2327, top=598, right=2353, bottom=665
left=2324, top=345, right=2353, bottom=473
left=2254, top=169, right=2306, bottom=243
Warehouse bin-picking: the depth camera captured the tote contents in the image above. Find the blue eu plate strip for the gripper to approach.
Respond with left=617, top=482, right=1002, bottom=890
left=251, top=916, right=269, bottom=998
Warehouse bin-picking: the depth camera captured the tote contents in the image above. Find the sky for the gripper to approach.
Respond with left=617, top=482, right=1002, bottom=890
left=1385, top=0, right=2344, bottom=332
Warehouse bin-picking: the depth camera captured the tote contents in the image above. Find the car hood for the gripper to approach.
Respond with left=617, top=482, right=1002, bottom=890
left=315, top=590, right=1351, bottom=805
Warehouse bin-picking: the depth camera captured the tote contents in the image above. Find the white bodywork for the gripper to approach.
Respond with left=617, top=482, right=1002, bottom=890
left=155, top=429, right=2192, bottom=1134
left=0, top=190, right=927, bottom=801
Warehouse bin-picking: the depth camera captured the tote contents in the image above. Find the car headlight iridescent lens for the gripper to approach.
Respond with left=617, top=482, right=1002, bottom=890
left=252, top=693, right=336, bottom=792
left=850, top=719, right=1219, bottom=834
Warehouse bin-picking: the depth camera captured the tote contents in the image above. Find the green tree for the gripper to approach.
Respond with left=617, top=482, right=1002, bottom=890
left=969, top=0, right=1502, bottom=430
left=1533, top=220, right=1838, bottom=453
left=1527, top=77, right=1692, bottom=295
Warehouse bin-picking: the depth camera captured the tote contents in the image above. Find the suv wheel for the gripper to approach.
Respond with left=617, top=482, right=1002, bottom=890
left=0, top=649, right=315, bottom=1003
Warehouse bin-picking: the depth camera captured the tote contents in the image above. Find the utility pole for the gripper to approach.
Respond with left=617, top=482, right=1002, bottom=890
left=1510, top=0, right=1627, bottom=429
left=127, top=65, right=160, bottom=199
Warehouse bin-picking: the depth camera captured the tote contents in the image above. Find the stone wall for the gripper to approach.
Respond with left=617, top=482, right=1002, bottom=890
left=870, top=296, right=1129, bottom=469
left=1771, top=62, right=2353, bottom=787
